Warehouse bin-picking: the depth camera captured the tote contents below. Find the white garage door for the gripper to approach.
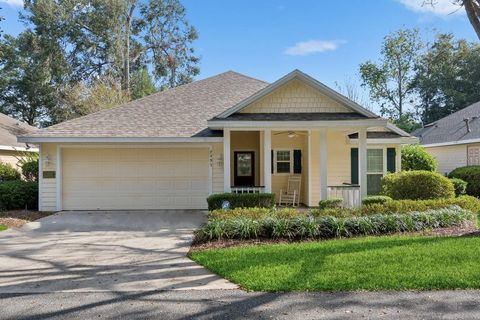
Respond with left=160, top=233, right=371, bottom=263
left=62, top=148, right=210, bottom=210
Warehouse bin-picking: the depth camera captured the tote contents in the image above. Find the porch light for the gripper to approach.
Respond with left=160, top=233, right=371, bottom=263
left=287, top=132, right=297, bottom=138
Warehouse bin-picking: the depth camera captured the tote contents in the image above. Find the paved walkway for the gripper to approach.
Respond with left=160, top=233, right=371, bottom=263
left=2, top=290, right=480, bottom=319
left=0, top=211, right=236, bottom=292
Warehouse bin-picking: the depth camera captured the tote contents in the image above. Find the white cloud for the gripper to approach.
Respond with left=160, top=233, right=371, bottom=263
left=398, top=0, right=464, bottom=16
left=0, top=0, right=23, bottom=7
left=284, top=40, right=346, bottom=56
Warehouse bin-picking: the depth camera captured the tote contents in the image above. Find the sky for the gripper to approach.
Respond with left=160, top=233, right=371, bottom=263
left=0, top=0, right=478, bottom=113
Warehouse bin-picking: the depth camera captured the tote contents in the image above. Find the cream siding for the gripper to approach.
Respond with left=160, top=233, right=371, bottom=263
left=211, top=142, right=224, bottom=193
left=39, top=143, right=58, bottom=211
left=425, top=145, right=468, bottom=175
left=240, top=79, right=353, bottom=114
left=0, top=150, right=22, bottom=169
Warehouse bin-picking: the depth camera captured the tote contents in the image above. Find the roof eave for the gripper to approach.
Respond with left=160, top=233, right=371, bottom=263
left=17, top=136, right=224, bottom=143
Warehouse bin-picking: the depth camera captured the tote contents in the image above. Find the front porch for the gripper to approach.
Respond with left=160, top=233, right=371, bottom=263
left=222, top=128, right=400, bottom=208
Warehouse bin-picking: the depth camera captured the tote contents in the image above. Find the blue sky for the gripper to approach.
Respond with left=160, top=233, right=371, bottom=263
left=0, top=0, right=477, bottom=110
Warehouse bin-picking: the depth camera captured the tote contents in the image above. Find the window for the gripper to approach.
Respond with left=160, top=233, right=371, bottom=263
left=275, top=150, right=292, bottom=174
left=367, top=149, right=384, bottom=195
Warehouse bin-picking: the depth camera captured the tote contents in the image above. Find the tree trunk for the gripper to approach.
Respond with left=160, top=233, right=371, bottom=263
left=464, top=0, right=480, bottom=40
left=123, top=3, right=136, bottom=94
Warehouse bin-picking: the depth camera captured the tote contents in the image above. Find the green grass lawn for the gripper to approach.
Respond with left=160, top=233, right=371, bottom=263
left=0, top=224, right=7, bottom=231
left=190, top=234, right=480, bottom=291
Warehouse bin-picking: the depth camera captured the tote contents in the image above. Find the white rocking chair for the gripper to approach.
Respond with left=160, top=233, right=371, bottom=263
left=279, top=175, right=301, bottom=207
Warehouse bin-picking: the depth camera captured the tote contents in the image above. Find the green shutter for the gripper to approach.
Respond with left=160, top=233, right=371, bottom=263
left=387, top=148, right=396, bottom=173
left=351, top=148, right=359, bottom=185
left=293, top=150, right=302, bottom=174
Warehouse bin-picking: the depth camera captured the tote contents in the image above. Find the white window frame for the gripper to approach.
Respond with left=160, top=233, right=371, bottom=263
left=366, top=147, right=388, bottom=195
left=273, top=149, right=294, bottom=175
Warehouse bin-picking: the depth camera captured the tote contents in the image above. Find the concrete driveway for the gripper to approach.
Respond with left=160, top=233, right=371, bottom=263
left=0, top=211, right=237, bottom=293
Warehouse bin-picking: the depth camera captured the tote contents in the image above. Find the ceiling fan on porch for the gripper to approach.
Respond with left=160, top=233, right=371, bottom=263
left=274, top=131, right=308, bottom=138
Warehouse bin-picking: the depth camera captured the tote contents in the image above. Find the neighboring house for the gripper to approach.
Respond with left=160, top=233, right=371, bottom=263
left=413, top=101, right=480, bottom=175
left=18, top=70, right=417, bottom=211
left=0, top=112, right=38, bottom=170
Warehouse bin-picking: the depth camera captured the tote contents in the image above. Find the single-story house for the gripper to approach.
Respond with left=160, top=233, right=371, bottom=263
left=19, top=70, right=417, bottom=211
left=0, top=112, right=38, bottom=170
left=413, top=101, right=480, bottom=175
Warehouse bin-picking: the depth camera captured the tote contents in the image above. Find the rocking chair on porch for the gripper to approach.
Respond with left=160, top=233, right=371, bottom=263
left=278, top=175, right=301, bottom=207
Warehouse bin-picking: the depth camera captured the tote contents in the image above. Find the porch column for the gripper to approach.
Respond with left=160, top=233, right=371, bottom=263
left=358, top=128, right=367, bottom=199
left=263, top=129, right=272, bottom=193
left=223, top=128, right=231, bottom=192
left=319, top=128, right=328, bottom=200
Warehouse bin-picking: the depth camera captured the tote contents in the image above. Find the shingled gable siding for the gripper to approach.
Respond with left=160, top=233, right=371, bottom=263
left=240, top=78, right=354, bottom=114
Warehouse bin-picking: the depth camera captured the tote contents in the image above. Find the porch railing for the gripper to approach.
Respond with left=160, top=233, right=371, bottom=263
left=231, top=186, right=265, bottom=194
left=327, top=185, right=361, bottom=208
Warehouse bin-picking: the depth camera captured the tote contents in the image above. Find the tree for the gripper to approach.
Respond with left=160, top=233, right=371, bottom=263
left=359, top=29, right=422, bottom=120
left=334, top=76, right=373, bottom=111
left=413, top=33, right=480, bottom=124
left=130, top=68, right=157, bottom=100
left=462, top=0, right=480, bottom=40
left=0, top=31, right=67, bottom=126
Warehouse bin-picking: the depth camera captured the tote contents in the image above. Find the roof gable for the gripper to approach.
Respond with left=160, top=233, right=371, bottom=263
left=216, top=70, right=378, bottom=119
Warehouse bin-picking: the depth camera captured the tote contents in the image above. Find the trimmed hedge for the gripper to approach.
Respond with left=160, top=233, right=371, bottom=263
left=450, top=178, right=467, bottom=196
left=381, top=170, right=455, bottom=200
left=195, top=206, right=474, bottom=242
left=318, top=198, right=343, bottom=210
left=449, top=166, right=480, bottom=197
left=209, top=207, right=299, bottom=220
left=401, top=144, right=437, bottom=172
left=311, top=195, right=480, bottom=218
left=0, top=181, right=38, bottom=210
left=362, top=196, right=392, bottom=206
left=0, top=162, right=20, bottom=181
left=20, top=158, right=39, bottom=182
left=207, top=193, right=275, bottom=211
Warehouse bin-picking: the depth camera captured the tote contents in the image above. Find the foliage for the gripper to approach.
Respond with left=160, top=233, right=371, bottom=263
left=195, top=206, right=474, bottom=242
left=18, top=156, right=39, bottom=182
left=392, top=114, right=422, bottom=133
left=311, top=196, right=480, bottom=218
left=359, top=29, right=422, bottom=120
left=0, top=225, right=6, bottom=231
left=130, top=68, right=157, bottom=100
left=413, top=33, right=480, bottom=124
left=0, top=181, right=38, bottom=210
left=362, top=196, right=392, bottom=206
left=190, top=235, right=480, bottom=291
left=206, top=193, right=275, bottom=211
left=0, top=162, right=20, bottom=181
left=381, top=170, right=454, bottom=200
left=209, top=207, right=299, bottom=220
left=401, top=144, right=437, bottom=172
left=449, top=166, right=480, bottom=197
left=450, top=178, right=468, bottom=197
left=318, top=198, right=343, bottom=210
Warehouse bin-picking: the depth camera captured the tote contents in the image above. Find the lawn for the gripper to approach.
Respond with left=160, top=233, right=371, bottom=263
left=0, top=224, right=7, bottom=231
left=190, top=234, right=480, bottom=291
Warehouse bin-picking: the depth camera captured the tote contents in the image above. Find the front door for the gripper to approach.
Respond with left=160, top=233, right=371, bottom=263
left=234, top=151, right=255, bottom=186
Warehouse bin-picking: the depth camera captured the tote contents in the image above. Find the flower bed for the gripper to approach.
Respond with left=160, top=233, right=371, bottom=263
left=195, top=206, right=475, bottom=243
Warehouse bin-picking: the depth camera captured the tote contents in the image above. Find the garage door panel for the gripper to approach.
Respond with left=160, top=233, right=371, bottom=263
left=62, top=148, right=209, bottom=210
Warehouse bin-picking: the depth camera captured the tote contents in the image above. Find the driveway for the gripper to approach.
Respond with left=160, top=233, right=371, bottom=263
left=0, top=211, right=237, bottom=293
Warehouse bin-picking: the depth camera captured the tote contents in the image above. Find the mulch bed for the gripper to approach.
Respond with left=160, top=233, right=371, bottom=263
left=191, top=224, right=480, bottom=251
left=0, top=210, right=54, bottom=229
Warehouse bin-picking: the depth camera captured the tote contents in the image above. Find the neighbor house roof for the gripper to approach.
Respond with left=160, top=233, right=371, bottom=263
left=413, top=101, right=480, bottom=146
left=0, top=113, right=38, bottom=151
left=20, top=71, right=269, bottom=140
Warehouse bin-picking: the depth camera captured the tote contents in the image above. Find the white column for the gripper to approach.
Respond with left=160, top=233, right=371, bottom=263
left=358, top=128, right=367, bottom=199
left=259, top=131, right=264, bottom=186
left=263, top=129, right=272, bottom=193
left=56, top=145, right=62, bottom=211
left=223, top=128, right=231, bottom=192
left=319, top=128, right=328, bottom=200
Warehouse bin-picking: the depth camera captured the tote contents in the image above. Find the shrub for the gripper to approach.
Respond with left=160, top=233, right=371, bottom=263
left=362, top=196, right=392, bottom=206
left=318, top=198, right=343, bottom=210
left=449, top=166, right=480, bottom=197
left=401, top=144, right=437, bottom=172
left=208, top=207, right=299, bottom=220
left=450, top=178, right=467, bottom=197
left=206, top=193, right=275, bottom=211
left=20, top=158, right=39, bottom=182
left=195, top=206, right=474, bottom=242
left=0, top=162, right=20, bottom=181
left=310, top=196, right=480, bottom=218
left=381, top=170, right=455, bottom=200
left=0, top=181, right=38, bottom=210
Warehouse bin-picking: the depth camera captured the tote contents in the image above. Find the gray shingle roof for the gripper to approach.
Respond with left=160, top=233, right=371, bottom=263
left=348, top=132, right=401, bottom=139
left=413, top=101, right=480, bottom=145
left=0, top=113, right=37, bottom=148
left=23, top=71, right=268, bottom=138
left=214, top=112, right=371, bottom=121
